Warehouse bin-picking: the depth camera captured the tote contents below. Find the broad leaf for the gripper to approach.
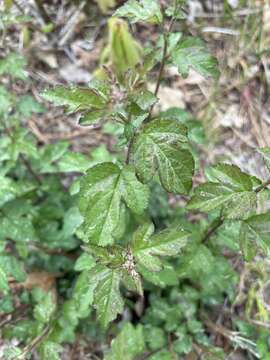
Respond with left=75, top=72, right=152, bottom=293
left=89, top=265, right=124, bottom=328
left=79, top=163, right=149, bottom=246
left=188, top=164, right=257, bottom=219
left=132, top=223, right=189, bottom=271
left=105, top=323, right=145, bottom=360
left=171, top=37, right=219, bottom=79
left=131, top=119, right=194, bottom=194
left=114, top=0, right=163, bottom=24
left=240, top=213, right=270, bottom=260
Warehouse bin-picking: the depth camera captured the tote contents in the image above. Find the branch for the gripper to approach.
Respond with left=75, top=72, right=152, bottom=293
left=254, top=178, right=270, bottom=193
left=201, top=216, right=224, bottom=244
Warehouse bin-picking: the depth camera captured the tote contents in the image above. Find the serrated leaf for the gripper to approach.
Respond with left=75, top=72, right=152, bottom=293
left=42, top=86, right=108, bottom=118
left=188, top=164, right=257, bottom=219
left=131, top=119, right=194, bottom=194
left=79, top=163, right=149, bottom=246
left=171, top=37, right=219, bottom=79
left=0, top=53, right=27, bottom=80
left=114, top=0, right=163, bottom=24
left=105, top=323, right=145, bottom=360
left=89, top=265, right=124, bottom=328
left=17, top=95, right=45, bottom=116
left=240, top=213, right=270, bottom=260
left=0, top=255, right=26, bottom=282
left=39, top=341, right=63, bottom=360
left=132, top=223, right=189, bottom=271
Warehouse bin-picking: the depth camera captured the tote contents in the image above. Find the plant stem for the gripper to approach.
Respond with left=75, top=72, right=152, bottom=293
left=154, top=1, right=178, bottom=97
left=34, top=0, right=52, bottom=24
left=126, top=135, right=135, bottom=165
left=201, top=216, right=224, bottom=244
left=254, top=178, right=270, bottom=193
left=18, top=324, right=51, bottom=359
left=20, top=154, right=43, bottom=185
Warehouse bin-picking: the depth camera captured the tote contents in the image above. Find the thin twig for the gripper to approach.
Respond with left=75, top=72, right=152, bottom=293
left=201, top=216, right=224, bottom=244
left=254, top=178, right=270, bottom=193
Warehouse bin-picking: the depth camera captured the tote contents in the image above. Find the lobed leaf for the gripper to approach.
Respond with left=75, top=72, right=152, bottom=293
left=171, top=37, right=219, bottom=79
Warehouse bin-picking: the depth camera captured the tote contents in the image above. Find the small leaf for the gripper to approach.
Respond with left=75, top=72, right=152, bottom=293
left=188, top=164, right=257, bottom=219
left=74, top=253, right=96, bottom=272
left=105, top=323, right=145, bottom=360
left=240, top=213, right=270, bottom=260
left=34, top=292, right=56, bottom=324
left=131, top=119, right=194, bottom=194
left=171, top=37, right=219, bottom=79
left=42, top=86, right=107, bottom=112
left=89, top=265, right=124, bottom=328
left=114, top=0, right=163, bottom=24
left=0, top=53, right=27, bottom=80
left=3, top=346, right=23, bottom=360
left=39, top=341, right=63, bottom=360
left=0, top=267, right=9, bottom=294
left=132, top=223, right=189, bottom=272
left=132, top=90, right=157, bottom=111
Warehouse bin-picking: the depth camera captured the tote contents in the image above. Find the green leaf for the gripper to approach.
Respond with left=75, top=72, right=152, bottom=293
left=132, top=90, right=157, bottom=111
left=240, top=213, right=270, bottom=260
left=105, top=323, right=145, bottom=360
left=0, top=267, right=9, bottom=294
left=0, top=255, right=26, bottom=282
left=42, top=85, right=108, bottom=123
left=171, top=37, right=219, bottom=79
left=3, top=346, right=23, bottom=360
left=57, top=152, right=91, bottom=173
left=138, top=262, right=178, bottom=288
left=0, top=53, right=27, bottom=80
left=39, top=341, right=63, bottom=360
left=131, top=119, right=194, bottom=194
left=72, top=271, right=96, bottom=317
left=74, top=253, right=96, bottom=271
left=79, top=163, right=149, bottom=246
left=114, top=0, right=163, bottom=24
left=132, top=223, right=189, bottom=272
left=34, top=292, right=56, bottom=324
left=89, top=265, right=124, bottom=328
left=17, top=95, right=45, bottom=116
left=188, top=164, right=257, bottom=219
